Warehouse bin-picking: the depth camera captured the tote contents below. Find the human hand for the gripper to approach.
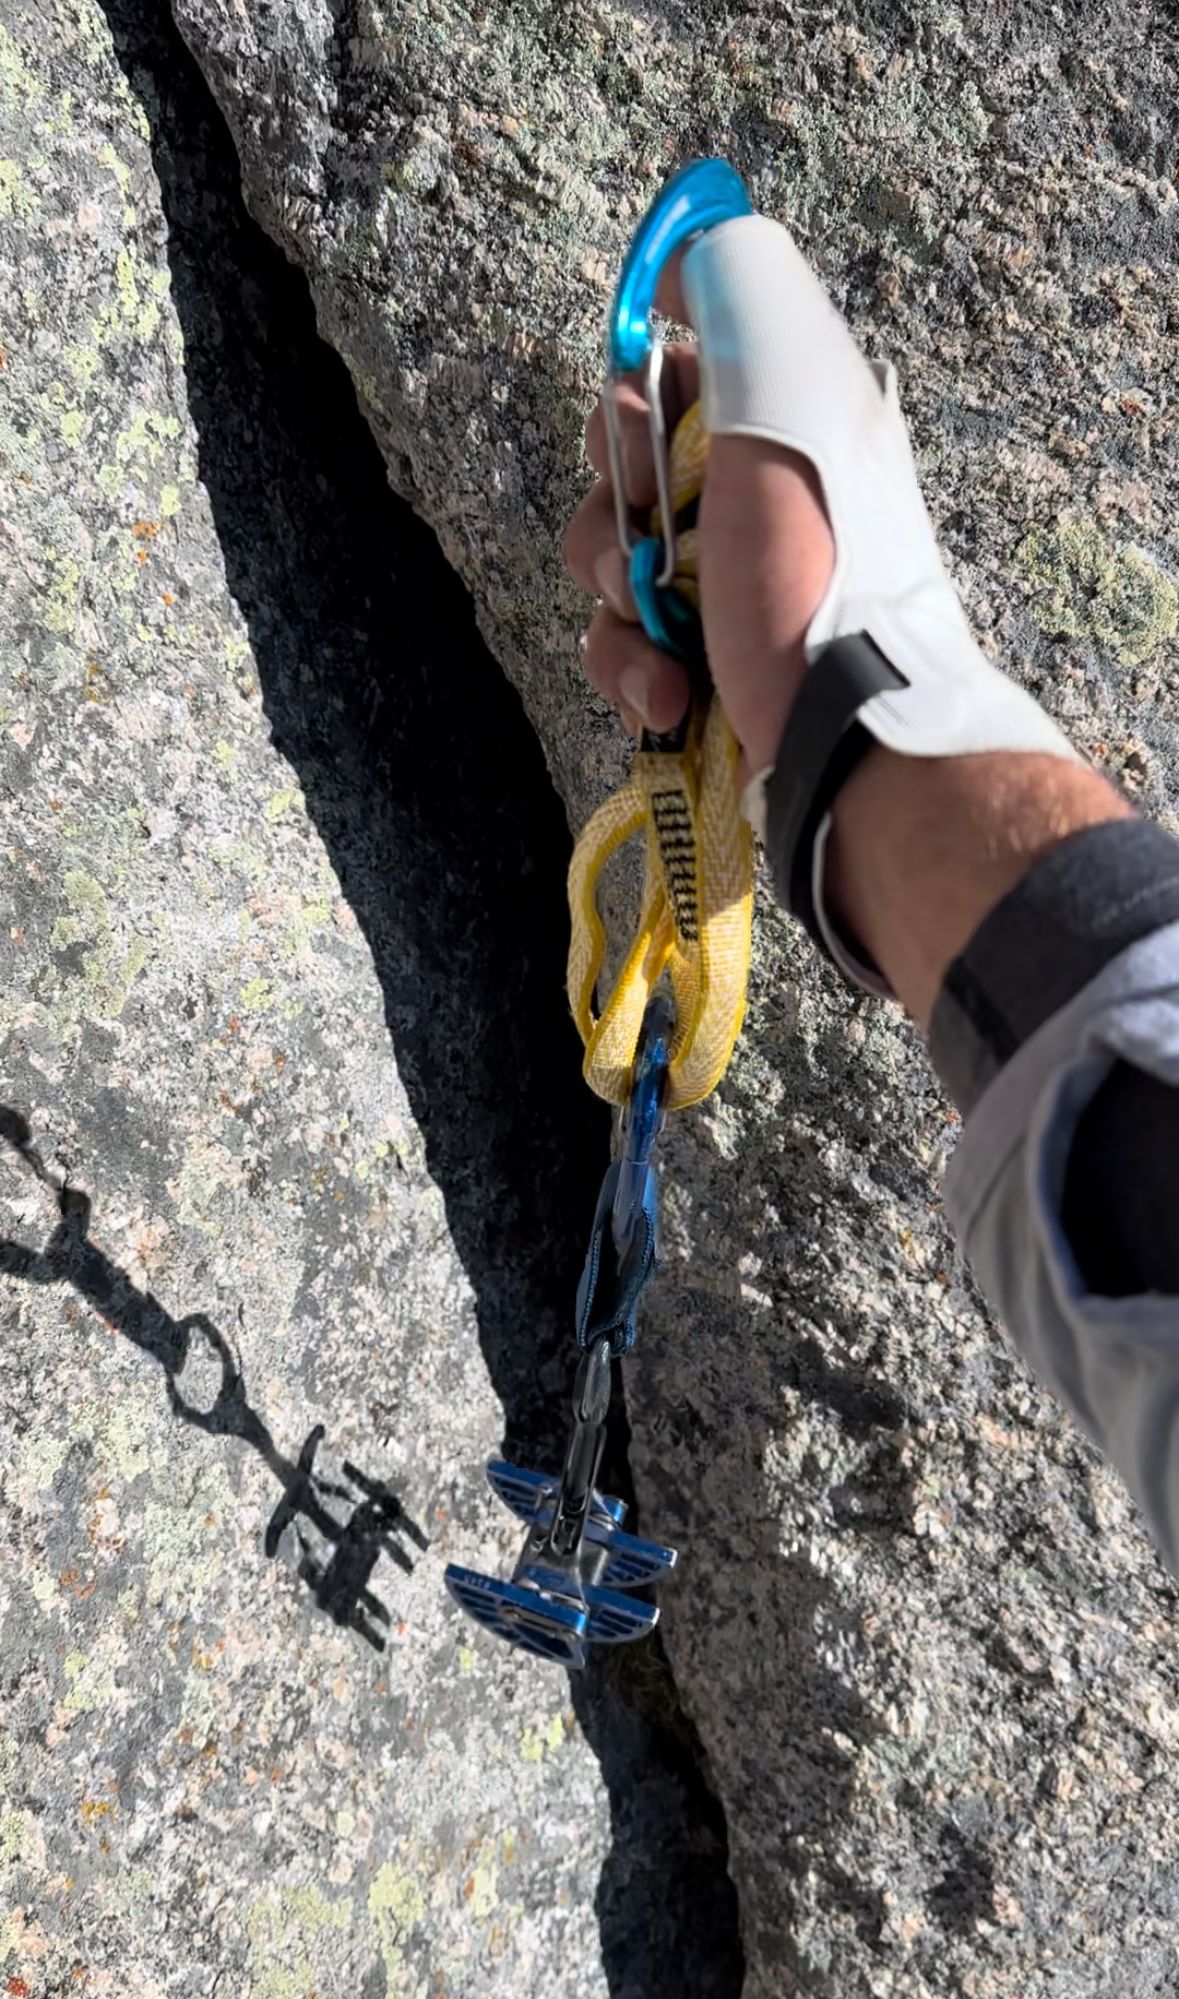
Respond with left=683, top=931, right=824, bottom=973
left=564, top=316, right=836, bottom=780
left=565, top=211, right=1093, bottom=1016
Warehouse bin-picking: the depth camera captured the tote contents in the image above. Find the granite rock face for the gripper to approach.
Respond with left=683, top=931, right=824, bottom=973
left=0, top=4, right=740, bottom=1994
left=163, top=0, right=1179, bottom=1992
left=5, top=0, right=1179, bottom=1992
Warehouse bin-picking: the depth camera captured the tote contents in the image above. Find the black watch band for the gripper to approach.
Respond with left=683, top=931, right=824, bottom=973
left=764, top=633, right=908, bottom=956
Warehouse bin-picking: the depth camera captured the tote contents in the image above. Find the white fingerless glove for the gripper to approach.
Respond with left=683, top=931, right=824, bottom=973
left=682, top=215, right=1081, bottom=991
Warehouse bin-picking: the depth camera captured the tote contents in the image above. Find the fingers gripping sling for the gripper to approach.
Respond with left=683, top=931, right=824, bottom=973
left=567, top=399, right=754, bottom=1109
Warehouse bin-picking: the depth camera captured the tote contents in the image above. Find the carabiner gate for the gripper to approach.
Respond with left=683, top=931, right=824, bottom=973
left=603, top=157, right=752, bottom=654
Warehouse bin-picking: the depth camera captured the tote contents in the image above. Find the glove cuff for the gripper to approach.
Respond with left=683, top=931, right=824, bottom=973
left=744, top=630, right=1083, bottom=993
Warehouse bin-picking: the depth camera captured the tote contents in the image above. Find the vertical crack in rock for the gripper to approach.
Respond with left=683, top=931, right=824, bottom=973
left=99, top=1, right=744, bottom=1988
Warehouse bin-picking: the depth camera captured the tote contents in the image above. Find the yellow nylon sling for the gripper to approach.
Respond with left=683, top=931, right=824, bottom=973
left=567, top=402, right=754, bottom=1110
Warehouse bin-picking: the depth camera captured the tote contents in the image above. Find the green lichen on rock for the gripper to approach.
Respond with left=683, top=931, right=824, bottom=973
left=0, top=156, right=33, bottom=217
left=0, top=1810, right=26, bottom=1865
left=368, top=1860, right=428, bottom=1985
left=48, top=867, right=150, bottom=1025
left=246, top=1884, right=353, bottom=1999
left=1017, top=519, right=1178, bottom=668
left=61, top=1644, right=118, bottom=1719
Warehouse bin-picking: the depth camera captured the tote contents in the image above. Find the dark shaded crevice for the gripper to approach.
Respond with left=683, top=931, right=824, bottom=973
left=98, top=3, right=744, bottom=1992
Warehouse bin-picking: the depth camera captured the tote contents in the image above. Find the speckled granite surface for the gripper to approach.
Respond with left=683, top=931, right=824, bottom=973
left=160, top=0, right=1179, bottom=1992
left=6, top=0, right=1179, bottom=1990
left=0, top=5, right=740, bottom=1993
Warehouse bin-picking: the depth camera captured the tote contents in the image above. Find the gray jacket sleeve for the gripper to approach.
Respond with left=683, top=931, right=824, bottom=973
left=943, top=919, right=1179, bottom=1571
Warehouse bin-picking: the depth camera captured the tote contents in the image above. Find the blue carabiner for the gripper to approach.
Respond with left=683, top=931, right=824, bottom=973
left=608, top=156, right=752, bottom=376
left=602, top=159, right=752, bottom=669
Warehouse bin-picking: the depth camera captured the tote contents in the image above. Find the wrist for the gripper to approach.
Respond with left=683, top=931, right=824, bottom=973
left=825, top=749, right=1136, bottom=1027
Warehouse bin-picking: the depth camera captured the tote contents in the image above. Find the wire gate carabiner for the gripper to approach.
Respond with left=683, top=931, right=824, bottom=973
left=603, top=156, right=751, bottom=673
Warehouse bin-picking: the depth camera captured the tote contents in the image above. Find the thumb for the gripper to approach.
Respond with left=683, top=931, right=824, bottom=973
left=682, top=216, right=860, bottom=775
left=697, top=432, right=834, bottom=778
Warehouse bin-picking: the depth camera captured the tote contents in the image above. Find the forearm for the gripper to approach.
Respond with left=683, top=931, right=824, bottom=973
left=925, top=809, right=1179, bottom=1299
left=825, top=746, right=1136, bottom=1029
left=929, top=814, right=1179, bottom=1563
left=825, top=749, right=1179, bottom=1297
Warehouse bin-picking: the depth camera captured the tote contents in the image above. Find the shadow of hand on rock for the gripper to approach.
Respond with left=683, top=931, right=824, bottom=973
left=0, top=1105, right=427, bottom=1652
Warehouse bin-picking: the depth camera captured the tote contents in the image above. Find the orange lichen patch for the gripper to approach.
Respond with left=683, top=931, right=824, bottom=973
left=59, top=1568, right=97, bottom=1602
left=162, top=591, right=175, bottom=606
left=131, top=521, right=159, bottom=540
left=7, top=1977, right=31, bottom=1996
left=80, top=1798, right=112, bottom=1821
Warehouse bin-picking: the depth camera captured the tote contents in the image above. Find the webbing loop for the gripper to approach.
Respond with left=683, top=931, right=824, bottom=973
left=567, top=403, right=754, bottom=1108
